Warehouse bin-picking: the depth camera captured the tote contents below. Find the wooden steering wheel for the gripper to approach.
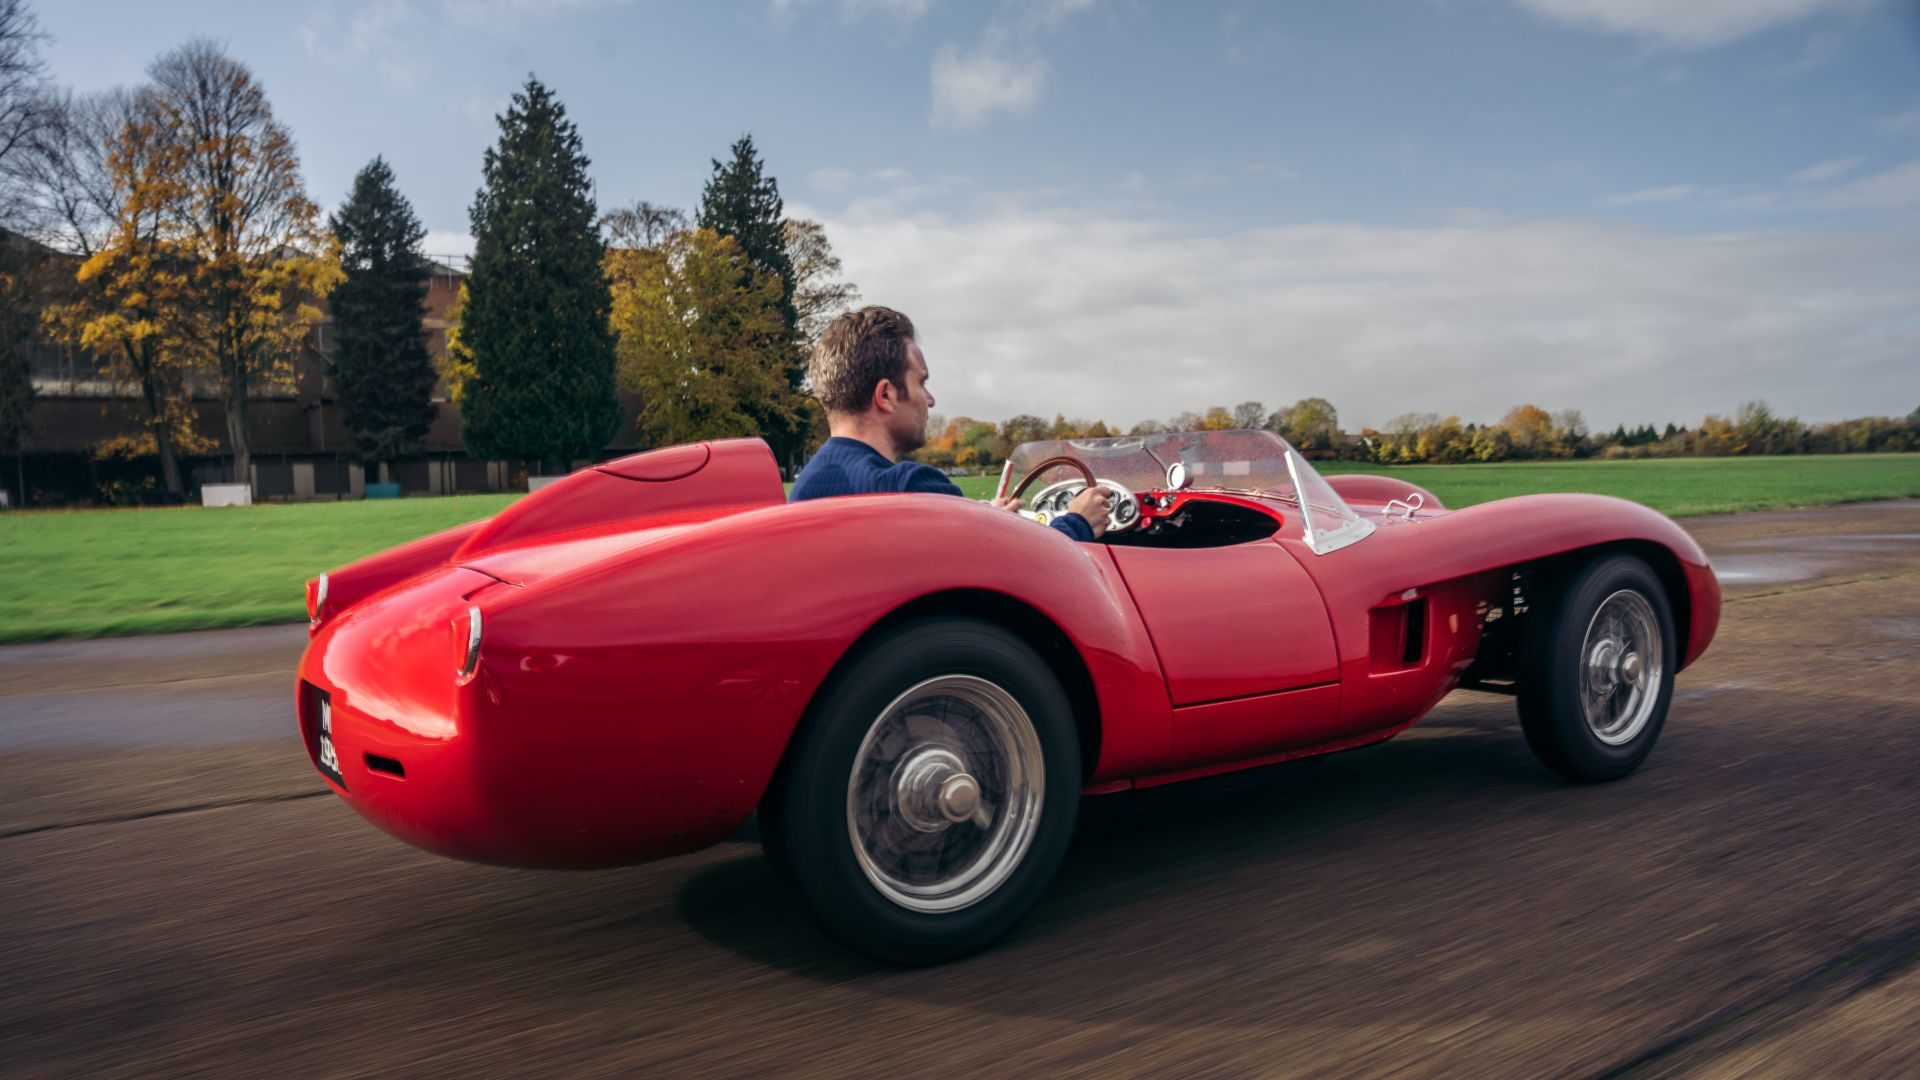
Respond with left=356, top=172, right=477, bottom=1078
left=1008, top=456, right=1099, bottom=502
left=1007, top=455, right=1142, bottom=533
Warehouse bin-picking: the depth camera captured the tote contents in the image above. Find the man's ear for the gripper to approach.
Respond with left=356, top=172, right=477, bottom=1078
left=872, top=378, right=897, bottom=415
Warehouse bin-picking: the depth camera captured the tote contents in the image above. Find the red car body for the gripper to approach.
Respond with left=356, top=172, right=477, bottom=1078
left=297, top=437, right=1718, bottom=870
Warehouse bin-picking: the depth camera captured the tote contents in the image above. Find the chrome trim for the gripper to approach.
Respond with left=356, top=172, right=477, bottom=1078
left=309, top=572, right=329, bottom=626
left=1580, top=589, right=1663, bottom=746
left=458, top=606, right=482, bottom=677
left=1024, top=477, right=1141, bottom=532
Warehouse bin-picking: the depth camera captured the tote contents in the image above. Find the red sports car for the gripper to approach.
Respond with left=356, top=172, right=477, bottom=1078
left=297, top=430, right=1719, bottom=963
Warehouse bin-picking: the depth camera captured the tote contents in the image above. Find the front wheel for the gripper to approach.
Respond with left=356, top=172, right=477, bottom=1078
left=762, top=617, right=1081, bottom=964
left=1518, top=554, right=1677, bottom=783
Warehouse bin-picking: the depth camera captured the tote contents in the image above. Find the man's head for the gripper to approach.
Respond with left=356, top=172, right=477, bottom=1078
left=810, top=306, right=934, bottom=457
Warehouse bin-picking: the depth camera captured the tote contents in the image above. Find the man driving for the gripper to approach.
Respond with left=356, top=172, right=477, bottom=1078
left=791, top=306, right=1113, bottom=540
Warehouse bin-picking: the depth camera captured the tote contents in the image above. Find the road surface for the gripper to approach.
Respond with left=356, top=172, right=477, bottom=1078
left=4, top=502, right=1919, bottom=1078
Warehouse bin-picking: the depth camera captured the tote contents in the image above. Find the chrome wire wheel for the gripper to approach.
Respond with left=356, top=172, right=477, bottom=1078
left=1579, top=589, right=1664, bottom=746
left=846, top=675, right=1045, bottom=914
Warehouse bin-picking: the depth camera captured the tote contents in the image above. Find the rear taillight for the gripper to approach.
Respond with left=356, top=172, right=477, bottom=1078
left=451, top=605, right=482, bottom=680
left=306, top=573, right=329, bottom=628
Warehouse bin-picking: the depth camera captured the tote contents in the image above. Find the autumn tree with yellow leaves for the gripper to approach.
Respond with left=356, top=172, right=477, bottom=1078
left=34, top=88, right=208, bottom=494
left=607, top=224, right=800, bottom=448
left=138, top=40, right=340, bottom=486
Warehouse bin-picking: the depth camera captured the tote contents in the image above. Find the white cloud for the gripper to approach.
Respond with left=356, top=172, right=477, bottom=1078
left=421, top=230, right=478, bottom=260
left=844, top=0, right=937, bottom=17
left=927, top=0, right=1095, bottom=129
left=1512, top=0, right=1869, bottom=48
left=1786, top=157, right=1864, bottom=184
left=439, top=0, right=637, bottom=29
left=1876, top=106, right=1920, bottom=136
left=931, top=46, right=1046, bottom=128
left=771, top=0, right=936, bottom=19
left=1600, top=158, right=1920, bottom=213
left=300, top=0, right=420, bottom=81
left=817, top=201, right=1920, bottom=431
left=1814, top=159, right=1920, bottom=209
left=1601, top=184, right=1699, bottom=206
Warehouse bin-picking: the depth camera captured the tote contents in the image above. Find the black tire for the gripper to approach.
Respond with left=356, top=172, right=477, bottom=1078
left=762, top=617, right=1081, bottom=965
left=1517, top=554, right=1676, bottom=783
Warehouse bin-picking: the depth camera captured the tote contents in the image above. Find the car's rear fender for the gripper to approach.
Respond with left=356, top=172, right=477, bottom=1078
left=466, top=495, right=1172, bottom=864
left=314, top=519, right=488, bottom=629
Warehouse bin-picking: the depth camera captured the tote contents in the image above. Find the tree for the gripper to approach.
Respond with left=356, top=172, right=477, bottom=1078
left=608, top=226, right=798, bottom=447
left=603, top=199, right=686, bottom=249
left=698, top=135, right=805, bottom=468
left=1231, top=400, right=1265, bottom=430
left=1550, top=409, right=1588, bottom=458
left=1272, top=397, right=1339, bottom=451
left=328, top=156, right=436, bottom=469
left=1001, top=414, right=1048, bottom=446
left=35, top=88, right=201, bottom=495
left=0, top=0, right=54, bottom=228
left=784, top=217, right=858, bottom=347
left=145, top=40, right=341, bottom=487
left=459, top=77, right=619, bottom=474
left=1498, top=404, right=1555, bottom=458
left=0, top=236, right=35, bottom=500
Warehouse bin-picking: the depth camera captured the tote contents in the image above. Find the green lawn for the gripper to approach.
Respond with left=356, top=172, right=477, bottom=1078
left=1, top=454, right=1914, bottom=644
left=1317, top=454, right=1920, bottom=517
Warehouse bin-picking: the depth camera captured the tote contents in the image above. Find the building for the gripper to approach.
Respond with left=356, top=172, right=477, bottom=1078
left=8, top=240, right=647, bottom=506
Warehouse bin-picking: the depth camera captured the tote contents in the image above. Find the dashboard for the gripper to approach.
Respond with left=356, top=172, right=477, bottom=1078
left=1025, top=478, right=1142, bottom=532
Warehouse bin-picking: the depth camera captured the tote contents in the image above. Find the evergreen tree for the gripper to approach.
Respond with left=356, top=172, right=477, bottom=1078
left=698, top=135, right=797, bottom=330
left=328, top=157, right=437, bottom=469
left=459, top=77, right=618, bottom=473
left=697, top=135, right=806, bottom=470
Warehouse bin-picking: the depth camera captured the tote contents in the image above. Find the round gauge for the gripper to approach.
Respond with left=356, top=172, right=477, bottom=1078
left=1026, top=478, right=1142, bottom=533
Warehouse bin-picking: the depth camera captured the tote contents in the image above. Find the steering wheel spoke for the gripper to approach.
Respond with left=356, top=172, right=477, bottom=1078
left=1011, top=455, right=1140, bottom=535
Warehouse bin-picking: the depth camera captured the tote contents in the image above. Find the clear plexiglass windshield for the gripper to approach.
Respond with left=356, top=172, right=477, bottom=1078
left=1000, top=429, right=1374, bottom=554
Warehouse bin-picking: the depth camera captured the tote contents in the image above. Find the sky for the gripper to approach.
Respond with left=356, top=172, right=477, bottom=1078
left=33, top=0, right=1920, bottom=432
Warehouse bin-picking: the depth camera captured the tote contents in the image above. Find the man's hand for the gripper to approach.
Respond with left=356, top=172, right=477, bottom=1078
left=1068, top=485, right=1113, bottom=538
left=990, top=495, right=1023, bottom=512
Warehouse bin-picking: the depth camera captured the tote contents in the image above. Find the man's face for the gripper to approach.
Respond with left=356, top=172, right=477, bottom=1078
left=885, top=341, right=936, bottom=454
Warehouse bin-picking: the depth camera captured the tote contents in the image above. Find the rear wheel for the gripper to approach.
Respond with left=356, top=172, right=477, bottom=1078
left=1518, top=554, right=1676, bottom=782
left=763, top=617, right=1081, bottom=964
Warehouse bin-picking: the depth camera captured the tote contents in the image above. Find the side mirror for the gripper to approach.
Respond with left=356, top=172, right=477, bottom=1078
left=1166, top=462, right=1191, bottom=490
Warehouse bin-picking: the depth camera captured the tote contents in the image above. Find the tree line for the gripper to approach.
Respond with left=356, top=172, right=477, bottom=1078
left=914, top=397, right=1920, bottom=471
left=0, top=0, right=860, bottom=498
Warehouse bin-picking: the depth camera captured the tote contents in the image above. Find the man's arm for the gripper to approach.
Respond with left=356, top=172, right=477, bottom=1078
left=900, top=464, right=1092, bottom=541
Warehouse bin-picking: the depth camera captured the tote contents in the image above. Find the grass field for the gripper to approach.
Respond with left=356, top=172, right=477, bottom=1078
left=1, top=454, right=1914, bottom=643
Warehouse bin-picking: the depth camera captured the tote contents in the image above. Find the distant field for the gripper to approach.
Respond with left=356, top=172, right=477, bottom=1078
left=0, top=454, right=1914, bottom=643
left=1317, top=453, right=1920, bottom=517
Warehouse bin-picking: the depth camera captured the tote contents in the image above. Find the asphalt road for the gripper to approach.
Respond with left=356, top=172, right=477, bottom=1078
left=4, top=502, right=1919, bottom=1078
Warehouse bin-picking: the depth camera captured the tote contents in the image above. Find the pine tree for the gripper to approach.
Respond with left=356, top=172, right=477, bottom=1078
left=459, top=77, right=618, bottom=474
left=698, top=136, right=796, bottom=330
left=329, top=157, right=437, bottom=470
left=697, top=135, right=806, bottom=471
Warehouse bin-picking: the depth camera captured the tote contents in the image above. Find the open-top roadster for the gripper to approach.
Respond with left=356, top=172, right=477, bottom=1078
left=297, top=430, right=1719, bottom=962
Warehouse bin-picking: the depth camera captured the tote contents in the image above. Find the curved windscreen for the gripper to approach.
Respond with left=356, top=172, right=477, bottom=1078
left=1000, top=429, right=1373, bottom=553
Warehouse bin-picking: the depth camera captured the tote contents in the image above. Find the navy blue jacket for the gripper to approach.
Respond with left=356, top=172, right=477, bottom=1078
left=790, top=437, right=1095, bottom=542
